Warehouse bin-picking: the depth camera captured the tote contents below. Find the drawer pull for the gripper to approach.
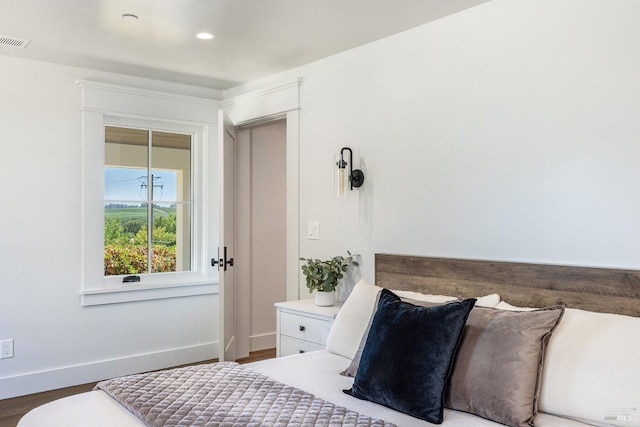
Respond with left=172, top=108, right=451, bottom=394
left=299, top=325, right=306, bottom=332
left=299, top=350, right=305, bottom=354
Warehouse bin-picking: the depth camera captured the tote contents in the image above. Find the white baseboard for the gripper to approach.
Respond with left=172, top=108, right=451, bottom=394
left=250, top=332, right=276, bottom=352
left=0, top=342, right=217, bottom=400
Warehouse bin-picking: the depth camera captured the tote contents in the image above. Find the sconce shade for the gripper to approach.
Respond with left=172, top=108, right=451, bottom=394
left=335, top=147, right=364, bottom=198
left=335, top=153, right=348, bottom=198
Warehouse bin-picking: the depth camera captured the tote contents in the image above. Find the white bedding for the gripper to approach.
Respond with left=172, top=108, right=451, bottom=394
left=18, top=350, right=592, bottom=427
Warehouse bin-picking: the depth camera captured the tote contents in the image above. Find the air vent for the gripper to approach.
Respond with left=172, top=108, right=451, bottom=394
left=0, top=34, right=31, bottom=48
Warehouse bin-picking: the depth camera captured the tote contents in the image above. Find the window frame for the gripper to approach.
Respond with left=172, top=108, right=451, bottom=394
left=102, top=117, right=202, bottom=287
left=104, top=126, right=192, bottom=276
left=78, top=80, right=220, bottom=306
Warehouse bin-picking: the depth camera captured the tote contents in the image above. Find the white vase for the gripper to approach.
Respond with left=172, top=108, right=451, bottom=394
left=315, top=290, right=335, bottom=307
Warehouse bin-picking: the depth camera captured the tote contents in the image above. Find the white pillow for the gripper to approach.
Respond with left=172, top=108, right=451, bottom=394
left=326, top=279, right=501, bottom=359
left=538, top=308, right=640, bottom=426
left=326, top=279, right=382, bottom=359
left=391, top=289, right=456, bottom=304
left=394, top=290, right=500, bottom=308
left=498, top=301, right=640, bottom=426
left=467, top=292, right=501, bottom=308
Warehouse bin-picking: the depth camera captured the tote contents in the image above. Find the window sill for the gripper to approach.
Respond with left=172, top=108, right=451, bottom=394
left=80, top=281, right=219, bottom=306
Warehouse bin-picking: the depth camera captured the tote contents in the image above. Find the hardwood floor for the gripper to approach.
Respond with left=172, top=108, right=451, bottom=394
left=0, top=348, right=276, bottom=427
left=234, top=348, right=276, bottom=364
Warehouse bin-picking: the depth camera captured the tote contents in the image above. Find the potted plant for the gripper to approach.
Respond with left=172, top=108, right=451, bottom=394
left=299, top=251, right=359, bottom=306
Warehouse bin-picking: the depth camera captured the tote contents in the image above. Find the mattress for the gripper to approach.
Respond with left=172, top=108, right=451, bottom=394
left=18, top=350, right=591, bottom=427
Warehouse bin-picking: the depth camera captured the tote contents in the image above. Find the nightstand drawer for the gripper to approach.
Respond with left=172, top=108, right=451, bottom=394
left=275, top=299, right=342, bottom=358
left=280, top=336, right=325, bottom=357
left=280, top=312, right=332, bottom=344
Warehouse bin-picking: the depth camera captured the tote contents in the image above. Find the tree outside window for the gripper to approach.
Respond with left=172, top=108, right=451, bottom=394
left=104, top=126, right=192, bottom=276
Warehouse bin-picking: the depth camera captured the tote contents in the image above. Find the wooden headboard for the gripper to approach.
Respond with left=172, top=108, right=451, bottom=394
left=375, top=254, right=640, bottom=317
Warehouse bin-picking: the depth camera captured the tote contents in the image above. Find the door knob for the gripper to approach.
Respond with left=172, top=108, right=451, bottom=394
left=223, top=246, right=234, bottom=271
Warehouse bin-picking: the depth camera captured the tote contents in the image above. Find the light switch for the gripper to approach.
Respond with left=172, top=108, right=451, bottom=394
left=307, top=221, right=320, bottom=240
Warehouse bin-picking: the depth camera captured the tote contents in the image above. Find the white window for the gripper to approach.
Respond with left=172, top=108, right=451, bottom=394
left=103, top=124, right=193, bottom=279
left=79, top=81, right=219, bottom=305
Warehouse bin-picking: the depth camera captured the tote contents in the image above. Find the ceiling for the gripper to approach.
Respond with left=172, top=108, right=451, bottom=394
left=0, top=0, right=489, bottom=91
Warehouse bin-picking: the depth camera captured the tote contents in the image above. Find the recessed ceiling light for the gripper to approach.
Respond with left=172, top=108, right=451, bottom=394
left=196, top=32, right=215, bottom=40
left=122, top=13, right=139, bottom=21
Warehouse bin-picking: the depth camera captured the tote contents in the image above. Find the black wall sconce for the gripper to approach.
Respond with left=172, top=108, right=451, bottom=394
left=335, top=147, right=365, bottom=198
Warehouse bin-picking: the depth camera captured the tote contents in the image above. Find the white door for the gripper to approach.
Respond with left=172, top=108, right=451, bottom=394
left=218, top=110, right=236, bottom=362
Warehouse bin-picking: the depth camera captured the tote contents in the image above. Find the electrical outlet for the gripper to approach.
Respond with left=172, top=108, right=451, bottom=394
left=0, top=339, right=14, bottom=359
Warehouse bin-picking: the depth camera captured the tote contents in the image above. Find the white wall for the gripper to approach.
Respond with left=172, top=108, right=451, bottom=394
left=0, top=56, right=220, bottom=399
left=227, top=0, right=640, bottom=295
left=3, top=0, right=640, bottom=399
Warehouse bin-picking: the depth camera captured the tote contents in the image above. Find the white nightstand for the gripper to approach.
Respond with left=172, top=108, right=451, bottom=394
left=275, top=299, right=342, bottom=357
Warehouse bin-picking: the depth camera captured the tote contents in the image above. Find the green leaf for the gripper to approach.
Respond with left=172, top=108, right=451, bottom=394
left=298, top=251, right=360, bottom=292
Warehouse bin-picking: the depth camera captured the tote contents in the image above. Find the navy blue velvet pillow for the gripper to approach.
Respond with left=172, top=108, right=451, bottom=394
left=344, top=289, right=476, bottom=424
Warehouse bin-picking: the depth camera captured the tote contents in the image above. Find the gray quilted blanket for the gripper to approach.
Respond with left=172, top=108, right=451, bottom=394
left=95, top=362, right=396, bottom=427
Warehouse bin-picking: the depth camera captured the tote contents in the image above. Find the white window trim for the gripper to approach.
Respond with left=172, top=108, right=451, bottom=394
left=81, top=282, right=219, bottom=306
left=78, top=80, right=221, bottom=306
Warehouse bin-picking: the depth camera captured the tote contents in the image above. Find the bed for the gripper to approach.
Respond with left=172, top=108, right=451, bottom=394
left=18, top=254, right=640, bottom=426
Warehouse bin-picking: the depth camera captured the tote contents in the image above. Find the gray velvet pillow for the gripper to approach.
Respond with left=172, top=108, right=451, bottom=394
left=445, top=305, right=565, bottom=427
